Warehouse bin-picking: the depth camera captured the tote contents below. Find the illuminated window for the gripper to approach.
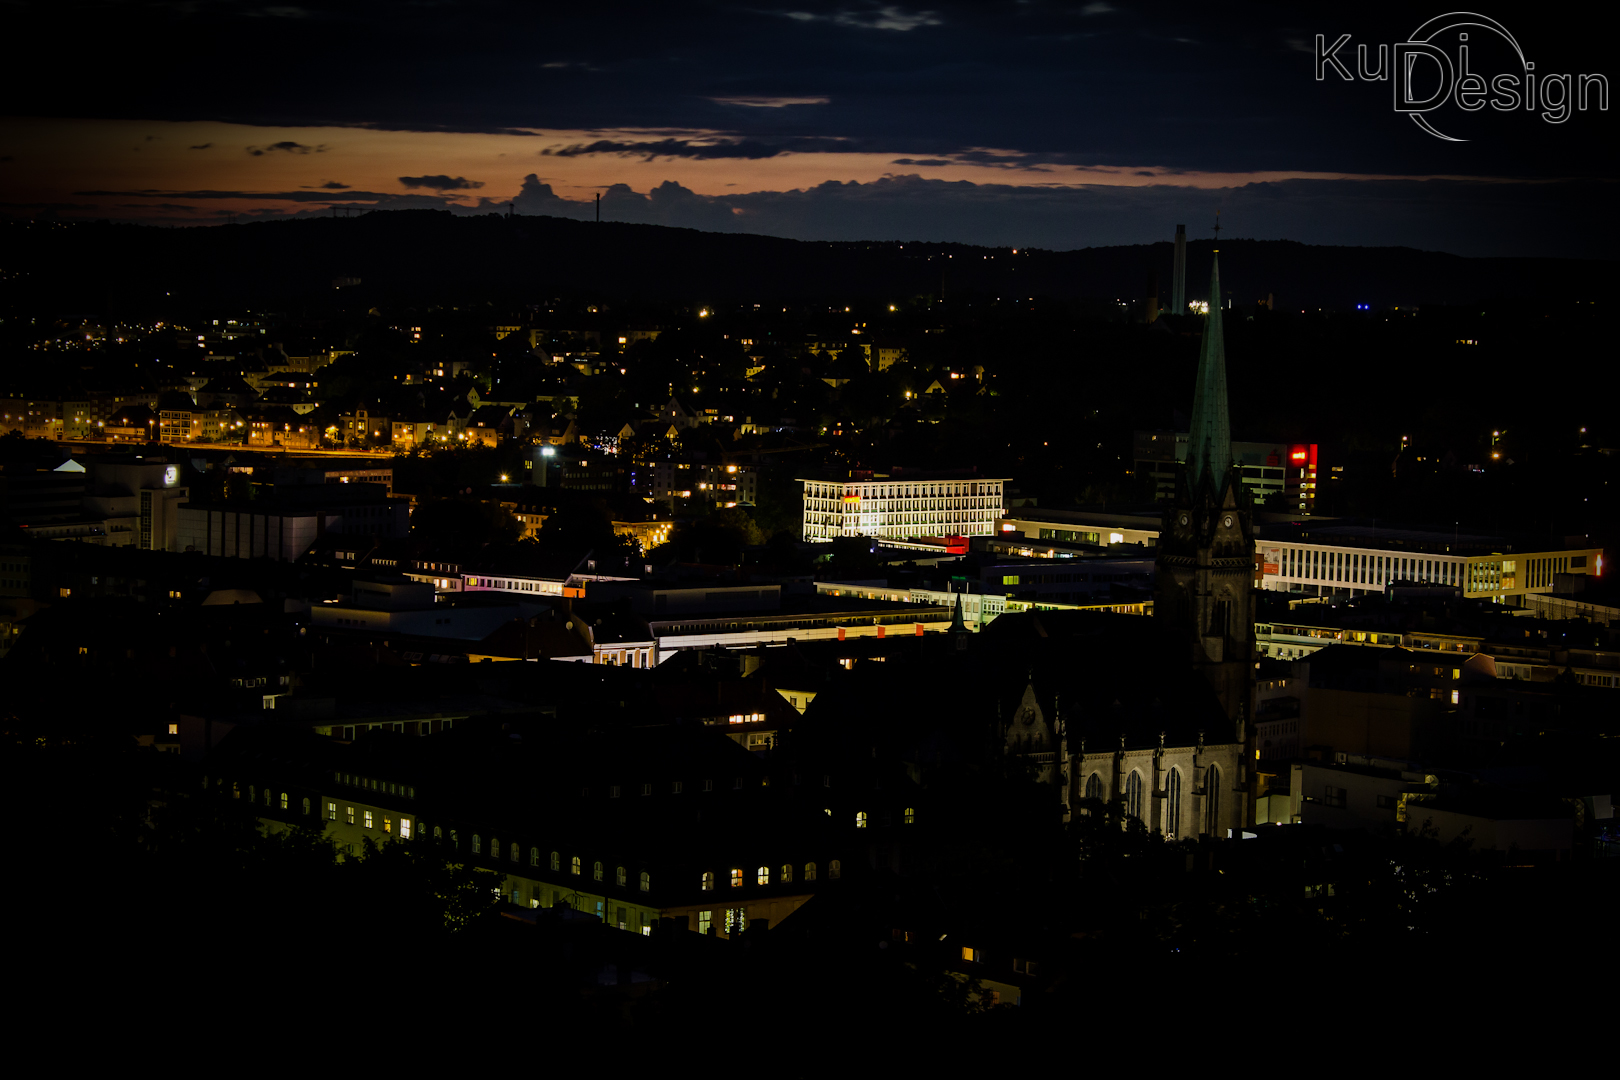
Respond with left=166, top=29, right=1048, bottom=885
left=730, top=868, right=744, bottom=888
left=280, top=792, right=289, bottom=810
left=904, top=807, right=915, bottom=825
left=757, top=865, right=769, bottom=885
left=346, top=806, right=355, bottom=825
left=383, top=817, right=392, bottom=833
left=400, top=819, right=412, bottom=839
left=829, top=860, right=841, bottom=880
left=805, top=862, right=817, bottom=881
left=327, top=802, right=336, bottom=821
left=364, top=811, right=374, bottom=830
left=962, top=946, right=980, bottom=963
left=701, top=871, right=715, bottom=892
left=472, top=834, right=481, bottom=853
left=855, top=811, right=868, bottom=828
left=699, top=910, right=712, bottom=934
left=640, top=871, right=650, bottom=892
left=167, top=723, right=178, bottom=735
left=571, top=856, right=582, bottom=876
left=780, top=864, right=793, bottom=884
left=726, top=908, right=746, bottom=935
left=593, top=860, right=604, bottom=882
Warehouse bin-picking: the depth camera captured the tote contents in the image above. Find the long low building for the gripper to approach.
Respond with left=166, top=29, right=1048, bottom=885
left=814, top=580, right=1005, bottom=629
left=645, top=594, right=957, bottom=654
left=1255, top=538, right=1600, bottom=604
left=1000, top=509, right=1602, bottom=607
left=207, top=717, right=859, bottom=940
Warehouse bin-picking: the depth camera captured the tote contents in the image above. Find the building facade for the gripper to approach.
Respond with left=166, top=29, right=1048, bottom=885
left=801, top=476, right=1006, bottom=542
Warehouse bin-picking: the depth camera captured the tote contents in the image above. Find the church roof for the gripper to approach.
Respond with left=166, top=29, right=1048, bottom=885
left=1185, top=252, right=1232, bottom=496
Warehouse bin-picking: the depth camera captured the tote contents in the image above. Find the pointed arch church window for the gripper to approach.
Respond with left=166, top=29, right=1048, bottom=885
left=1167, top=768, right=1182, bottom=838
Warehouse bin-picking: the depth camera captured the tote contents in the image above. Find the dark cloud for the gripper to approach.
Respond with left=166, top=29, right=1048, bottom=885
left=398, top=174, right=485, bottom=190
left=494, top=174, right=593, bottom=218
left=891, top=158, right=952, bottom=166
left=542, top=137, right=846, bottom=161
left=316, top=180, right=351, bottom=189
left=189, top=143, right=212, bottom=150
left=783, top=6, right=942, bottom=32
left=246, top=141, right=325, bottom=156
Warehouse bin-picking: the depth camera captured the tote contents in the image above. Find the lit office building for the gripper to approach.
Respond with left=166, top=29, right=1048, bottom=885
left=801, top=476, right=1007, bottom=543
left=1134, top=430, right=1318, bottom=513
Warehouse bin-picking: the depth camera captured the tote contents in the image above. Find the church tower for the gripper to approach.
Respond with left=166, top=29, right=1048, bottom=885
left=1155, top=250, right=1255, bottom=724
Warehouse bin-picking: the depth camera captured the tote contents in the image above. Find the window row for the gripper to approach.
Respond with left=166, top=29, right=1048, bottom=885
left=329, top=802, right=414, bottom=838
left=429, top=836, right=656, bottom=893
left=700, top=861, right=840, bottom=890
left=331, top=772, right=416, bottom=799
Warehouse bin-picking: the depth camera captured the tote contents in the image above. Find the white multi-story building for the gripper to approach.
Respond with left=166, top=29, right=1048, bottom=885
left=801, top=476, right=1007, bottom=542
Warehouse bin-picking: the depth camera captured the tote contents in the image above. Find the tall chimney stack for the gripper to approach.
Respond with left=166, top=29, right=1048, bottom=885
left=1172, top=224, right=1186, bottom=316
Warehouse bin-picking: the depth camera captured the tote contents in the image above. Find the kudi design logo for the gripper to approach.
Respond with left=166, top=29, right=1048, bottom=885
left=1316, top=12, right=1608, bottom=140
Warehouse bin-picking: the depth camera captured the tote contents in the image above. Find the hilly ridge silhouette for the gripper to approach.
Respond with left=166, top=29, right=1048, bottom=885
left=5, top=209, right=1615, bottom=313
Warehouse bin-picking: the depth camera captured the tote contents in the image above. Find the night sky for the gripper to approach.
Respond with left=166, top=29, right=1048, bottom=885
left=3, top=1, right=1614, bottom=256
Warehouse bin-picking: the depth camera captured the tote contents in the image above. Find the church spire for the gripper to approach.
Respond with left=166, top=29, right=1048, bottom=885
left=1185, top=251, right=1232, bottom=495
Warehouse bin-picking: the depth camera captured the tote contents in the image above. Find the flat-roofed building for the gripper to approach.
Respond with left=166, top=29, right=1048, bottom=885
left=801, top=475, right=1006, bottom=543
left=176, top=483, right=407, bottom=560
left=1257, top=525, right=1601, bottom=604
left=996, top=507, right=1160, bottom=551
left=1001, top=508, right=1602, bottom=608
left=815, top=580, right=1005, bottom=629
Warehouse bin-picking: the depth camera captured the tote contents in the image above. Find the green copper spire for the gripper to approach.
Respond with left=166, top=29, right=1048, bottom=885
left=1186, top=252, right=1231, bottom=495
